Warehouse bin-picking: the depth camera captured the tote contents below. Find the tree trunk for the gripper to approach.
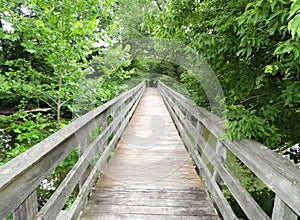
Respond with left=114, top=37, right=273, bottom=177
left=57, top=73, right=63, bottom=128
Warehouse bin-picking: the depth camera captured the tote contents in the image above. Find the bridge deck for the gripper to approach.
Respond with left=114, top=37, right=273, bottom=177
left=79, top=88, right=219, bottom=220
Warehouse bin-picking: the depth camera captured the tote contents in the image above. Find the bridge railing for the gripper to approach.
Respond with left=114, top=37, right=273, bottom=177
left=158, top=81, right=300, bottom=220
left=0, top=81, right=146, bottom=220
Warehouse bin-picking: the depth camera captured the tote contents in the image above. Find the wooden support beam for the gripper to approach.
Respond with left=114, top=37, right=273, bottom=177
left=272, top=195, right=297, bottom=220
left=14, top=190, right=38, bottom=220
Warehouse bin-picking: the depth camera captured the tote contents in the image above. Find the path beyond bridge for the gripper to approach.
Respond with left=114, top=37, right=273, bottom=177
left=79, top=88, right=220, bottom=219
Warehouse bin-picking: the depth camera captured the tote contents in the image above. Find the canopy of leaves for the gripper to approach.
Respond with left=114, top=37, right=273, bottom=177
left=143, top=0, right=300, bottom=150
left=0, top=0, right=138, bottom=162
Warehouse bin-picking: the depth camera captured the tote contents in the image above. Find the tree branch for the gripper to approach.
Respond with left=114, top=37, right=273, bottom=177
left=154, top=0, right=162, bottom=11
left=37, top=96, right=56, bottom=111
left=60, top=98, right=70, bottom=108
left=37, top=90, right=57, bottom=106
left=0, top=108, right=52, bottom=115
left=240, top=94, right=267, bottom=104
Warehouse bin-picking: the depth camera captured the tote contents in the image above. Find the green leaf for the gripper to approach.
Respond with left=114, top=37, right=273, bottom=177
left=274, top=42, right=293, bottom=55
left=35, top=20, right=44, bottom=27
left=74, top=21, right=84, bottom=29
left=288, top=0, right=300, bottom=19
left=288, top=14, right=300, bottom=38
left=293, top=46, right=300, bottom=59
left=26, top=48, right=36, bottom=53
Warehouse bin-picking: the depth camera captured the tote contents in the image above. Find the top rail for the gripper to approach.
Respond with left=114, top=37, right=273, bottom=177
left=0, top=80, right=146, bottom=220
left=158, top=80, right=300, bottom=220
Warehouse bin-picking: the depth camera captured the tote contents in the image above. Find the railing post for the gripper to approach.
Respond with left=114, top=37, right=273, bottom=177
left=102, top=113, right=109, bottom=130
left=102, top=114, right=109, bottom=146
left=79, top=136, right=89, bottom=156
left=79, top=137, right=90, bottom=190
left=272, top=195, right=297, bottom=220
left=195, top=121, right=204, bottom=156
left=196, top=121, right=204, bottom=135
left=186, top=110, right=192, bottom=121
left=120, top=98, right=127, bottom=120
left=213, top=141, right=227, bottom=190
left=14, top=190, right=38, bottom=220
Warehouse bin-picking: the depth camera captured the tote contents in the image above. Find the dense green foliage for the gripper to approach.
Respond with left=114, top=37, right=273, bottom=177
left=0, top=0, right=138, bottom=160
left=1, top=0, right=299, bottom=159
left=0, top=111, right=58, bottom=164
left=1, top=0, right=299, bottom=217
left=0, top=0, right=117, bottom=124
left=138, top=0, right=300, bottom=217
left=142, top=0, right=300, bottom=151
left=0, top=0, right=139, bottom=210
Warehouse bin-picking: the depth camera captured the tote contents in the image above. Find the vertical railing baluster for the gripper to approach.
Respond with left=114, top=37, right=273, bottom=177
left=272, top=195, right=297, bottom=220
left=213, top=141, right=227, bottom=190
left=79, top=136, right=90, bottom=190
left=196, top=121, right=204, bottom=156
left=102, top=113, right=109, bottom=146
left=14, top=190, right=38, bottom=220
left=186, top=109, right=192, bottom=122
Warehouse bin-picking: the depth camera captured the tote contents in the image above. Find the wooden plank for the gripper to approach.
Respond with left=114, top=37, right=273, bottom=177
left=213, top=142, right=226, bottom=189
left=79, top=137, right=90, bottom=190
left=0, top=134, right=79, bottom=219
left=160, top=84, right=268, bottom=219
left=36, top=84, right=145, bottom=219
left=66, top=86, right=145, bottom=220
left=79, top=88, right=219, bottom=219
left=237, top=140, right=300, bottom=215
left=158, top=80, right=300, bottom=217
left=81, top=213, right=220, bottom=220
left=0, top=81, right=146, bottom=219
left=13, top=190, right=38, bottom=220
left=92, top=192, right=209, bottom=201
left=56, top=210, right=71, bottom=220
left=83, top=204, right=217, bottom=216
left=214, top=160, right=270, bottom=219
left=221, top=138, right=300, bottom=216
left=165, top=131, right=237, bottom=220
left=272, top=195, right=298, bottom=220
left=162, top=92, right=237, bottom=220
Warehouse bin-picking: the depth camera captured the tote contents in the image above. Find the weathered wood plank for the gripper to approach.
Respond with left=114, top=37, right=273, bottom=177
left=221, top=138, right=300, bottom=216
left=0, top=134, right=79, bottom=219
left=79, top=88, right=219, bottom=219
left=213, top=142, right=226, bottom=189
left=173, top=113, right=270, bottom=219
left=0, top=81, right=146, bottom=219
left=66, top=85, right=145, bottom=220
left=160, top=89, right=237, bottom=220
left=81, top=213, right=220, bottom=220
left=13, top=190, right=38, bottom=220
left=272, top=195, right=298, bottom=220
left=158, top=80, right=300, bottom=218
left=83, top=204, right=217, bottom=216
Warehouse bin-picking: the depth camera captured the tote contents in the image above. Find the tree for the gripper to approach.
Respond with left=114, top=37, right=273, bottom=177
left=113, top=0, right=160, bottom=41
left=0, top=0, right=117, bottom=126
left=143, top=0, right=300, bottom=149
left=0, top=0, right=139, bottom=208
left=0, top=0, right=140, bottom=162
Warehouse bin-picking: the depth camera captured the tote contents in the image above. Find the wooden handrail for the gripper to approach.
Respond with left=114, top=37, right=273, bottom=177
left=158, top=80, right=300, bottom=220
left=0, top=81, right=146, bottom=220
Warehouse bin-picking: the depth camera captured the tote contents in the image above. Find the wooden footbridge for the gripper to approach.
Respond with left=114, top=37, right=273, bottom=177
left=0, top=81, right=299, bottom=220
